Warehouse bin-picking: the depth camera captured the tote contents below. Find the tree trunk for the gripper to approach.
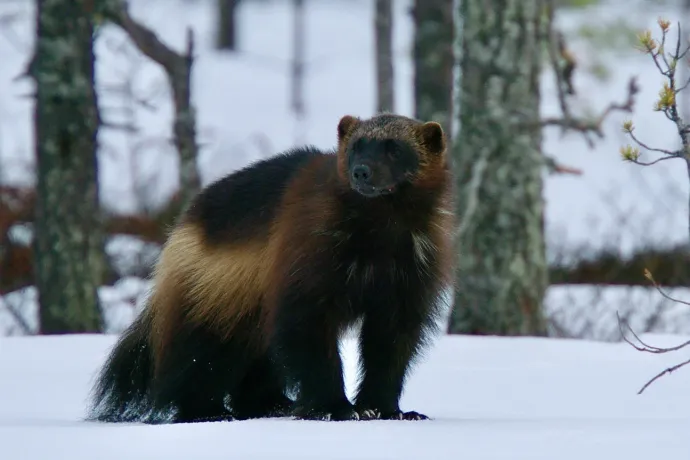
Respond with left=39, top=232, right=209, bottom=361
left=412, top=0, right=453, bottom=137
left=374, top=0, right=394, bottom=113
left=32, top=0, right=105, bottom=334
left=447, top=0, right=548, bottom=336
left=216, top=0, right=239, bottom=51
left=291, top=0, right=306, bottom=145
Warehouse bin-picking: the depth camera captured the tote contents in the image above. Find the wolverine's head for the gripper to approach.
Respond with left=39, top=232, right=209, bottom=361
left=336, top=113, right=447, bottom=198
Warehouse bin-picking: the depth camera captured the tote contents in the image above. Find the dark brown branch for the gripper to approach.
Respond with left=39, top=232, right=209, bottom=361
left=537, top=77, right=638, bottom=141
left=103, top=1, right=201, bottom=207
left=627, top=130, right=680, bottom=157
left=637, top=357, right=690, bottom=394
left=544, top=156, right=582, bottom=175
left=617, top=311, right=690, bottom=354
left=2, top=299, right=33, bottom=335
left=617, top=266, right=690, bottom=395
left=531, top=1, right=638, bottom=148
left=628, top=156, right=679, bottom=166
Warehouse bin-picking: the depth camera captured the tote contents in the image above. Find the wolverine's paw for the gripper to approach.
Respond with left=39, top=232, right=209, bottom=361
left=270, top=398, right=294, bottom=417
left=180, top=413, right=235, bottom=424
left=357, top=408, right=381, bottom=420
left=380, top=410, right=429, bottom=421
left=293, top=403, right=360, bottom=421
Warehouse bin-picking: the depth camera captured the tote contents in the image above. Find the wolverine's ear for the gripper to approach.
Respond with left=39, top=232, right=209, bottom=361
left=337, top=115, right=360, bottom=143
left=418, top=121, right=446, bottom=156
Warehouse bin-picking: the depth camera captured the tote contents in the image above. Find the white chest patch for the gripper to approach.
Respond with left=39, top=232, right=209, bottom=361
left=411, top=232, right=436, bottom=268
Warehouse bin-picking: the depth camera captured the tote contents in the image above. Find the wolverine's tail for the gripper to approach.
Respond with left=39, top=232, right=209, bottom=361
left=86, top=308, right=156, bottom=423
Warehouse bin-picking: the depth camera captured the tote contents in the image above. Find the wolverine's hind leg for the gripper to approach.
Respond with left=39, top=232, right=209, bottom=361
left=151, top=325, right=250, bottom=424
left=229, top=354, right=293, bottom=420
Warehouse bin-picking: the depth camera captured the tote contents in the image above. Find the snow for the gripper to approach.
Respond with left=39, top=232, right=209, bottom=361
left=0, top=333, right=688, bottom=459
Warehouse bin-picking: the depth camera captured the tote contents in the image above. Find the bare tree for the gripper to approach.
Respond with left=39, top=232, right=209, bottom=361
left=103, top=1, right=201, bottom=209
left=31, top=0, right=106, bottom=333
left=620, top=20, right=690, bottom=245
left=618, top=270, right=690, bottom=394
left=374, top=0, right=394, bottom=113
left=615, top=19, right=690, bottom=392
left=412, top=0, right=453, bottom=137
left=216, top=0, right=239, bottom=51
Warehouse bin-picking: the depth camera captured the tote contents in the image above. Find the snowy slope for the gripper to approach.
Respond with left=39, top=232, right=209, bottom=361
left=0, top=334, right=688, bottom=459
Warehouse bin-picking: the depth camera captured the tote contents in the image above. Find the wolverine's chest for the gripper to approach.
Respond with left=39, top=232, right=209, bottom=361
left=329, top=224, right=439, bottom=288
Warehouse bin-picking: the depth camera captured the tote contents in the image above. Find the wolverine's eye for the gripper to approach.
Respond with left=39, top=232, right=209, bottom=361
left=384, top=140, right=399, bottom=159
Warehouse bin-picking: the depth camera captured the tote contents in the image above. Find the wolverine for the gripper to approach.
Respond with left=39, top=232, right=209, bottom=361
left=87, top=113, right=456, bottom=424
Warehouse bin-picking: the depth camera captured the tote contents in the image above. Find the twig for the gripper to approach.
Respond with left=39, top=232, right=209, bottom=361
left=2, top=299, right=32, bottom=335
left=544, top=155, right=582, bottom=175
left=617, top=311, right=690, bottom=354
left=617, top=267, right=690, bottom=395
left=101, top=120, right=140, bottom=133
left=644, top=268, right=690, bottom=307
left=637, top=357, right=690, bottom=394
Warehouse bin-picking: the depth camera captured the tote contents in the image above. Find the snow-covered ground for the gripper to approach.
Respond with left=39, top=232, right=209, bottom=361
left=0, top=333, right=688, bottom=459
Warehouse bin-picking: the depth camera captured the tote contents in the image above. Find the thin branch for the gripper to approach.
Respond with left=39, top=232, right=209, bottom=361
left=544, top=155, right=582, bottom=175
left=104, top=2, right=182, bottom=75
left=617, top=311, right=690, bottom=354
left=627, top=155, right=679, bottom=167
left=676, top=78, right=690, bottom=94
left=617, top=267, right=690, bottom=395
left=2, top=300, right=33, bottom=335
left=645, top=268, right=690, bottom=307
left=537, top=78, right=638, bottom=139
left=628, top=130, right=680, bottom=157
left=637, top=357, right=690, bottom=394
left=101, top=120, right=140, bottom=133
left=532, top=0, right=638, bottom=147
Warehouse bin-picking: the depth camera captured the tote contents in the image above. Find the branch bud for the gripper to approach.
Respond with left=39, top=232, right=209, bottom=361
left=620, top=145, right=640, bottom=161
left=657, top=18, right=671, bottom=32
left=637, top=30, right=657, bottom=53
left=654, top=82, right=675, bottom=111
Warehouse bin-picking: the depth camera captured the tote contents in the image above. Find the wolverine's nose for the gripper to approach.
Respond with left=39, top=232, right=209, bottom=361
left=351, top=164, right=372, bottom=183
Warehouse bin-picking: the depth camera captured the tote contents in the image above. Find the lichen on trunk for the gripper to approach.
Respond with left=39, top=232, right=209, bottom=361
left=448, top=0, right=548, bottom=336
left=32, top=0, right=105, bottom=333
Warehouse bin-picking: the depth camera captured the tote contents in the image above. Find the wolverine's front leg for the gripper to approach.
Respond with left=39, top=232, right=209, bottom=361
left=271, top=287, right=359, bottom=421
left=354, top=298, right=433, bottom=421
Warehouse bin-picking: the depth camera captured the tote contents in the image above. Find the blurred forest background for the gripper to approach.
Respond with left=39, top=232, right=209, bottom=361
left=1, top=0, right=689, bottom=344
